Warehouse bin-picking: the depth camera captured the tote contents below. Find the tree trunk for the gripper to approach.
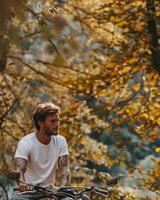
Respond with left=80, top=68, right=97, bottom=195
left=146, top=0, right=160, bottom=73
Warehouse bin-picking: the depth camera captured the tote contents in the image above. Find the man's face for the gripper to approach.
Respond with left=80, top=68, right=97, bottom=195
left=41, top=113, right=60, bottom=136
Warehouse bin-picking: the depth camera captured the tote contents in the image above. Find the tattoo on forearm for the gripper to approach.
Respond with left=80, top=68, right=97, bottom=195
left=15, top=158, right=27, bottom=182
left=55, top=155, right=71, bottom=186
left=58, top=155, right=68, bottom=168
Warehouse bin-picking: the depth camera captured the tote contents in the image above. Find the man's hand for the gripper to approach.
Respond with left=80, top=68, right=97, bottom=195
left=46, top=185, right=59, bottom=192
left=18, top=183, right=30, bottom=192
left=8, top=170, right=29, bottom=191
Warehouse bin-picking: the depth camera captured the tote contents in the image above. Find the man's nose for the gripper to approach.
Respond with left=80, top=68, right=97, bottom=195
left=56, top=121, right=60, bottom=127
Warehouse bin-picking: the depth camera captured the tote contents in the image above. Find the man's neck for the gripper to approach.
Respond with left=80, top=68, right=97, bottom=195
left=36, top=130, right=51, bottom=145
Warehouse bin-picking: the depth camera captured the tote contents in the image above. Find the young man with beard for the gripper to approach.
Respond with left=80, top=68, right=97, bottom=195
left=11, top=103, right=71, bottom=199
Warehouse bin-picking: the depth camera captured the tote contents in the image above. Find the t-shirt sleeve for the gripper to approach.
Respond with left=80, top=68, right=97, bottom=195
left=14, top=139, right=30, bottom=161
left=59, top=137, right=69, bottom=157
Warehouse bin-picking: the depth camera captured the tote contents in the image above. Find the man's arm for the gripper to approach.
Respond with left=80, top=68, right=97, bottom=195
left=14, top=158, right=29, bottom=191
left=15, top=158, right=27, bottom=182
left=54, top=155, right=71, bottom=187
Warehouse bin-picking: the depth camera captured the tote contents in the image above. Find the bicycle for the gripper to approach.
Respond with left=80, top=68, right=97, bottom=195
left=0, top=181, right=9, bottom=200
left=9, top=171, right=118, bottom=199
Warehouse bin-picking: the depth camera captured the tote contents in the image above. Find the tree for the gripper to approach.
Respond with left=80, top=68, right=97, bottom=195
left=146, top=0, right=160, bottom=73
left=0, top=0, right=160, bottom=199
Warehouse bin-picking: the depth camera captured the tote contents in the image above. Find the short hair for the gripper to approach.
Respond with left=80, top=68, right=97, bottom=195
left=33, top=103, right=60, bottom=130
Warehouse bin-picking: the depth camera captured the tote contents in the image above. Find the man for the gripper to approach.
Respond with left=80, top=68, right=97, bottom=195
left=11, top=103, right=71, bottom=199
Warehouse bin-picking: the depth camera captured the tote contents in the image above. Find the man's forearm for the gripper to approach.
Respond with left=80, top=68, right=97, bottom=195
left=15, top=158, right=27, bottom=182
left=61, top=168, right=71, bottom=186
left=19, top=171, right=25, bottom=182
left=55, top=155, right=71, bottom=187
left=55, top=167, right=71, bottom=187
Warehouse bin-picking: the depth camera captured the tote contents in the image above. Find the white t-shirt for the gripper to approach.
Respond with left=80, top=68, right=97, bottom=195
left=14, top=132, right=69, bottom=187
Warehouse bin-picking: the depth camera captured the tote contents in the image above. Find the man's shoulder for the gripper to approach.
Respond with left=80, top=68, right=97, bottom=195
left=57, top=134, right=66, bottom=139
left=19, top=132, right=36, bottom=143
left=52, top=135, right=67, bottom=144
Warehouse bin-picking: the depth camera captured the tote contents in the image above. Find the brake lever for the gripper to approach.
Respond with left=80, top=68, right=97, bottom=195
left=17, top=189, right=37, bottom=195
left=95, top=188, right=109, bottom=196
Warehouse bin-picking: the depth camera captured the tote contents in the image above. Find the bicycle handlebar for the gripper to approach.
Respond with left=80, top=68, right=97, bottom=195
left=16, top=179, right=118, bottom=199
left=9, top=171, right=118, bottom=199
left=17, top=185, right=112, bottom=199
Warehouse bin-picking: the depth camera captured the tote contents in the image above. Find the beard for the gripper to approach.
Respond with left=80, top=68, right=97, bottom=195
left=45, top=128, right=59, bottom=136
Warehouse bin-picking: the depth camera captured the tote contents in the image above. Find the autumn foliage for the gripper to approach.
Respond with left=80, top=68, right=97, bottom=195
left=0, top=0, right=160, bottom=199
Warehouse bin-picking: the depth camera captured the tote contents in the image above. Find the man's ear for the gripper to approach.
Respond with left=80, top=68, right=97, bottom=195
left=38, top=121, right=43, bottom=128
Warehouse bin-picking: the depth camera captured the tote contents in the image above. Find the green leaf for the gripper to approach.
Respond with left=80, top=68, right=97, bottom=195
left=53, top=54, right=67, bottom=66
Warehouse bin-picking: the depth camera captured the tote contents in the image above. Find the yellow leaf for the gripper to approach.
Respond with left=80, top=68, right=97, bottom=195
left=141, top=113, right=148, bottom=119
left=153, top=103, right=160, bottom=108
left=132, top=85, right=140, bottom=92
left=53, top=54, right=67, bottom=66
left=155, top=147, right=160, bottom=153
left=144, top=87, right=149, bottom=92
left=128, top=168, right=134, bottom=174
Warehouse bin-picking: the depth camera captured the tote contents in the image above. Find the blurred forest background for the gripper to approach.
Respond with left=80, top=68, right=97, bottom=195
left=0, top=0, right=160, bottom=199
